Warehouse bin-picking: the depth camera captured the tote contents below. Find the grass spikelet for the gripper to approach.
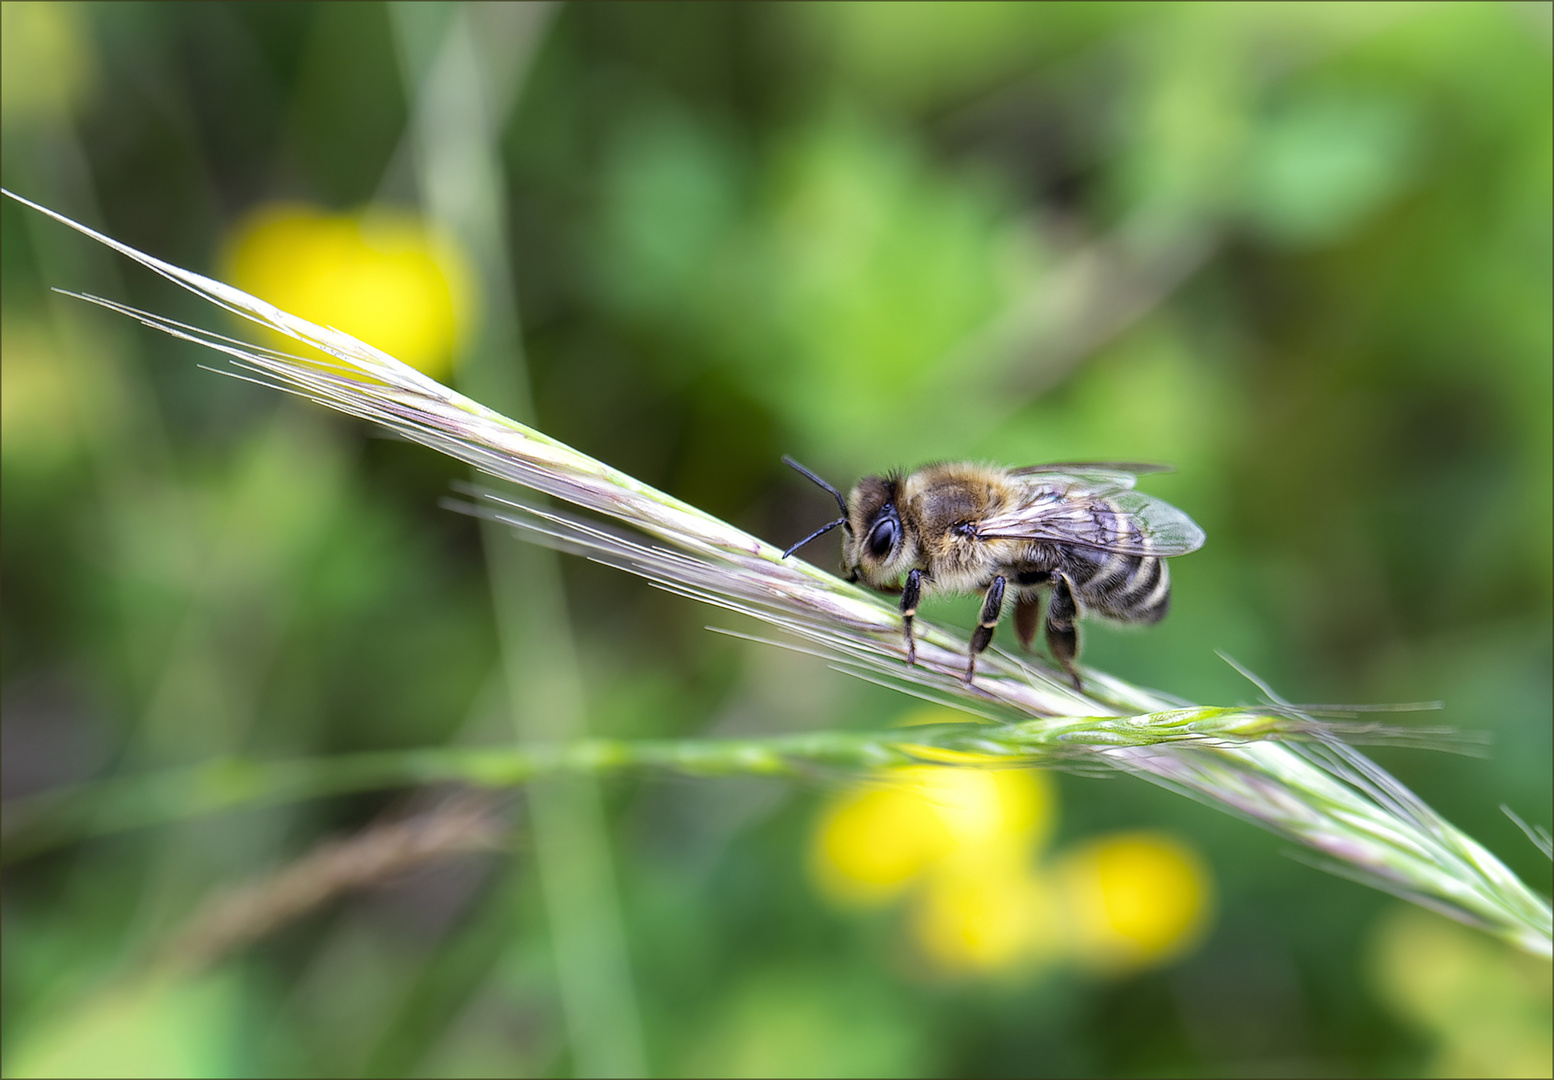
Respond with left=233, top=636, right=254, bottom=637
left=3, top=188, right=1548, bottom=958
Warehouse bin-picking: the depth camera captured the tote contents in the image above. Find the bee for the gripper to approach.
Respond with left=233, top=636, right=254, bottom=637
left=781, top=457, right=1205, bottom=688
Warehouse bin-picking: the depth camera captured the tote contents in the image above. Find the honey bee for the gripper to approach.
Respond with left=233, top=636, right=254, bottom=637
left=781, top=457, right=1205, bottom=688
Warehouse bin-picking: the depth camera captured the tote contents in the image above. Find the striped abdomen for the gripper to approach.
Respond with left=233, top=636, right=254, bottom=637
left=1056, top=543, right=1171, bottom=625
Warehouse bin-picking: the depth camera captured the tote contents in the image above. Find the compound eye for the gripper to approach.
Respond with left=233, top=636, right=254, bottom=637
left=867, top=516, right=898, bottom=559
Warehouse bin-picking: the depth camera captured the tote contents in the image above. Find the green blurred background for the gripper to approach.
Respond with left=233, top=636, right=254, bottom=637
left=2, top=2, right=1549, bottom=1076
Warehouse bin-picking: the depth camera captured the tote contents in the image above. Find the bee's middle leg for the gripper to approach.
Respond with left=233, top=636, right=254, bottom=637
left=964, top=575, right=1006, bottom=683
left=1045, top=574, right=1082, bottom=690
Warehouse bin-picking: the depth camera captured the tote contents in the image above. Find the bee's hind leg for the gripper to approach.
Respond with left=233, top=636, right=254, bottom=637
left=1045, top=575, right=1083, bottom=690
left=964, top=575, right=1006, bottom=684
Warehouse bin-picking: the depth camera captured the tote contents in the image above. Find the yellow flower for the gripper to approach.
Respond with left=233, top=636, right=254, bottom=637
left=809, top=723, right=1215, bottom=979
left=810, top=765, right=1055, bottom=908
left=1055, top=831, right=1212, bottom=973
left=811, top=758, right=1061, bottom=974
left=810, top=778, right=953, bottom=906
left=223, top=204, right=473, bottom=381
left=911, top=856, right=1059, bottom=975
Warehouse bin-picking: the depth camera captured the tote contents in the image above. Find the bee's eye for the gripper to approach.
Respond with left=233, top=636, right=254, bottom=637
left=867, top=516, right=898, bottom=559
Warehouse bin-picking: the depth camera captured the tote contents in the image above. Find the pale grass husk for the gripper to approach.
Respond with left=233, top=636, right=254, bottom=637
left=4, top=189, right=1548, bottom=957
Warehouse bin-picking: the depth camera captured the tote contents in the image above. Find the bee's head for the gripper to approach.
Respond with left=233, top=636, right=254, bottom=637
left=842, top=474, right=916, bottom=587
left=780, top=458, right=915, bottom=586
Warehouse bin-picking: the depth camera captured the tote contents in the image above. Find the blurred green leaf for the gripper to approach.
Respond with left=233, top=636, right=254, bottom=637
left=6, top=974, right=241, bottom=1080
left=1243, top=89, right=1421, bottom=247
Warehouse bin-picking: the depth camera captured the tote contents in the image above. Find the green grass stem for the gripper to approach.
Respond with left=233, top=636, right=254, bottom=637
left=3, top=188, right=1548, bottom=958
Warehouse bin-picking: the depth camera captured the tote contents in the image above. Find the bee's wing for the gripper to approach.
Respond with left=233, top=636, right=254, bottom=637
left=1007, top=462, right=1173, bottom=490
left=978, top=479, right=1206, bottom=557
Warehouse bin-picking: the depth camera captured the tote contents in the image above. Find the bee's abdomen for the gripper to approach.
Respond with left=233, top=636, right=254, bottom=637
left=1115, top=556, right=1171, bottom=624
left=1065, top=546, right=1171, bottom=625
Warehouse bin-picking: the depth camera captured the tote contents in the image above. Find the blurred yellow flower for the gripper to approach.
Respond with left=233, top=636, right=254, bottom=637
left=810, top=709, right=1215, bottom=979
left=1056, top=831, right=1212, bottom=973
left=810, top=764, right=1055, bottom=909
left=223, top=204, right=473, bottom=381
left=811, top=778, right=954, bottom=906
left=911, top=857, right=1059, bottom=975
left=811, top=758, right=1060, bottom=973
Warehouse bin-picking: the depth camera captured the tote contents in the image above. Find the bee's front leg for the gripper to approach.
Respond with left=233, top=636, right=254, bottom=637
left=900, top=568, right=923, bottom=666
left=964, top=575, right=1006, bottom=684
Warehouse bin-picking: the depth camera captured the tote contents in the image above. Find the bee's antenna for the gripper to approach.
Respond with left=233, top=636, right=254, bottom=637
left=782, top=456, right=847, bottom=518
left=781, top=455, right=851, bottom=559
left=782, top=516, right=847, bottom=559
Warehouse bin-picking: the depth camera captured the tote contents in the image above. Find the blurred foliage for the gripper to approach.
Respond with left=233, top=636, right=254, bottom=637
left=1371, top=904, right=1553, bottom=1077
left=2, top=2, right=1549, bottom=1077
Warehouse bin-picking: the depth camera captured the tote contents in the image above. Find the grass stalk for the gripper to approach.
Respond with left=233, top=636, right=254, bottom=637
left=387, top=7, right=646, bottom=1075
left=0, top=710, right=1425, bottom=859
left=3, top=188, right=1548, bottom=958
